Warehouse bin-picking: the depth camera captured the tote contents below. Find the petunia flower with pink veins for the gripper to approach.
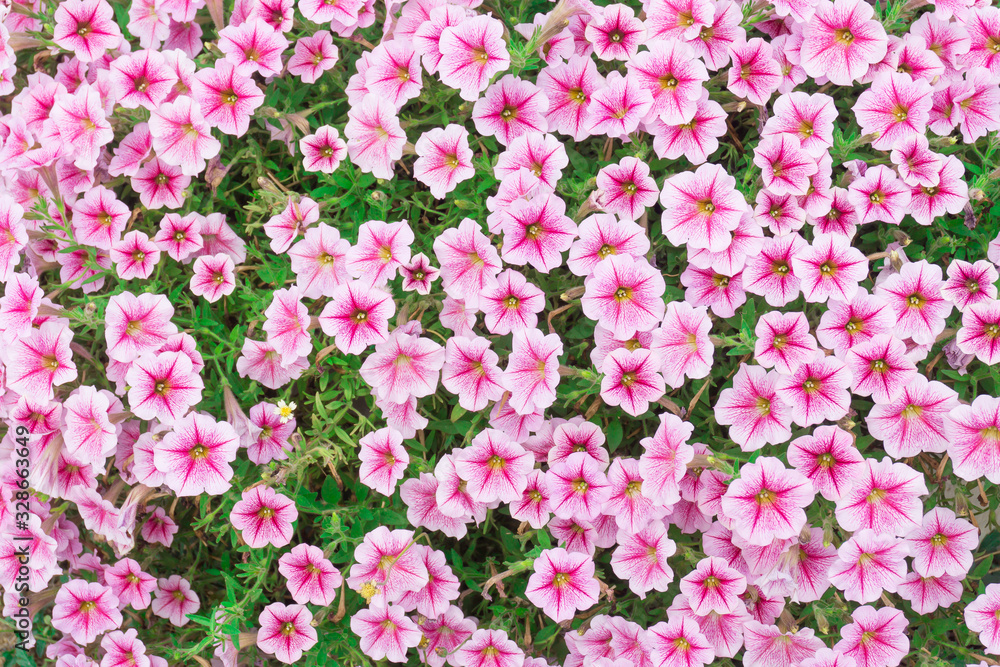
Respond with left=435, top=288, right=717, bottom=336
left=547, top=451, right=612, bottom=522
left=943, top=259, right=998, bottom=312
left=441, top=335, right=505, bottom=412
left=853, top=72, right=933, bottom=150
left=715, top=364, right=792, bottom=452
left=364, top=40, right=423, bottom=110
left=828, top=530, right=908, bottom=604
left=755, top=190, right=806, bottom=236
left=889, top=133, right=942, bottom=189
left=585, top=71, right=653, bottom=139
left=681, top=265, right=747, bottom=319
left=62, top=385, right=116, bottom=465
left=661, top=163, right=747, bottom=252
left=753, top=134, right=817, bottom=198
left=502, top=327, right=564, bottom=414
left=788, top=425, right=864, bottom=501
left=740, top=232, right=806, bottom=308
left=299, top=125, right=347, bottom=174
left=472, top=75, right=549, bottom=147
left=835, top=456, right=927, bottom=536
left=360, top=330, right=445, bottom=404
left=438, top=14, right=511, bottom=102
left=646, top=0, right=715, bottom=41
left=847, top=164, right=911, bottom=225
left=398, top=253, right=439, bottom=295
left=791, top=233, right=869, bottom=304
left=287, top=31, right=339, bottom=84
left=599, top=348, right=665, bottom=417
left=727, top=38, right=782, bottom=106
left=357, top=427, right=409, bottom=497
left=867, top=374, right=958, bottom=458
left=432, top=217, right=502, bottom=309
left=217, top=19, right=287, bottom=77
left=71, top=186, right=129, bottom=252
left=494, top=131, right=569, bottom=189
left=297, top=0, right=362, bottom=26
left=611, top=520, right=676, bottom=598
left=906, top=507, right=977, bottom=580
left=132, top=157, right=191, bottom=210
left=289, top=223, right=351, bottom=299
left=318, top=280, right=394, bottom=355
left=775, top=354, right=852, bottom=428
left=150, top=575, right=200, bottom=628
left=761, top=92, right=836, bottom=158
left=845, top=333, right=917, bottom=403
left=742, top=622, right=825, bottom=667
left=874, top=259, right=951, bottom=346
left=834, top=606, right=908, bottom=667
left=346, top=219, right=413, bottom=287
left=626, top=38, right=707, bottom=124
left=500, top=193, right=578, bottom=273
left=348, top=526, right=428, bottom=604
left=650, top=301, right=714, bottom=389
left=910, top=155, right=969, bottom=226
left=957, top=300, right=1000, bottom=366
left=636, top=415, right=693, bottom=509
left=147, top=96, right=220, bottom=178
left=966, top=583, right=1000, bottom=654
left=585, top=3, right=646, bottom=61
left=413, top=124, right=474, bottom=199
left=188, top=253, right=235, bottom=303
left=537, top=54, right=605, bottom=142
left=453, top=429, right=532, bottom=505
left=649, top=89, right=728, bottom=165
left=646, top=616, right=714, bottom=667
left=51, top=579, right=123, bottom=645
left=229, top=486, right=297, bottom=549
left=679, top=556, right=748, bottom=616
left=6, top=322, right=79, bottom=402
left=752, top=311, right=818, bottom=375
left=510, top=469, right=551, bottom=530
left=0, top=273, right=42, bottom=344
left=945, top=394, right=1000, bottom=484
left=350, top=603, right=421, bottom=663
left=105, top=559, right=157, bottom=610
left=525, top=548, right=600, bottom=623
left=256, top=603, right=317, bottom=665
left=53, top=0, right=122, bottom=62
left=456, top=629, right=524, bottom=667
left=109, top=49, right=177, bottom=111
left=50, top=85, right=113, bottom=171
left=481, top=269, right=545, bottom=336
left=897, top=571, right=963, bottom=615
left=582, top=254, right=666, bottom=340
left=188, top=61, right=263, bottom=137
left=720, top=457, right=815, bottom=546
left=153, top=413, right=238, bottom=497
left=596, top=157, right=659, bottom=222
left=566, top=213, right=650, bottom=277
left=260, top=287, right=311, bottom=367
left=343, top=93, right=407, bottom=180
left=800, top=0, right=888, bottom=86
left=278, top=543, right=342, bottom=607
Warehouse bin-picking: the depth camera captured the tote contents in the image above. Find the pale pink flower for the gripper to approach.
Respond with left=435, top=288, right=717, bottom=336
left=581, top=255, right=666, bottom=339
left=278, top=543, right=343, bottom=607
left=679, top=556, right=747, bottom=615
left=52, top=579, right=122, bottom=645
left=627, top=38, right=708, bottom=124
left=567, top=213, right=650, bottom=277
left=945, top=394, right=1000, bottom=484
left=472, top=75, right=549, bottom=147
left=153, top=413, right=239, bottom=496
left=413, top=124, right=474, bottom=199
left=834, top=606, right=909, bottom=667
left=300, top=125, right=347, bottom=174
left=347, top=527, right=428, bottom=603
left=360, top=330, right=444, bottom=404
left=365, top=40, right=423, bottom=110
left=481, top=269, right=545, bottom=336
left=721, top=457, right=815, bottom=546
left=148, top=96, right=221, bottom=176
left=853, top=72, right=933, bottom=150
left=714, top=364, right=792, bottom=452
left=828, top=530, right=908, bottom=603
left=835, top=457, right=928, bottom=536
left=358, top=428, right=409, bottom=497
left=596, top=157, right=659, bottom=222
left=218, top=18, right=287, bottom=77
left=586, top=4, right=645, bottom=61
left=525, top=548, right=599, bottom=622
left=500, top=193, right=577, bottom=273
left=456, top=630, right=524, bottom=667
left=287, top=31, right=339, bottom=84
left=845, top=334, right=917, bottom=403
left=660, top=163, right=746, bottom=252
left=753, top=311, right=819, bottom=375
left=966, top=584, right=1000, bottom=655
left=502, top=328, right=563, bottom=415
left=585, top=71, right=653, bottom=139
left=907, top=507, right=977, bottom=579
left=867, top=374, right=958, bottom=458
left=318, top=280, right=394, bottom=355
left=230, top=486, right=297, bottom=549
left=611, top=521, right=677, bottom=598
left=727, top=38, right=782, bottom=106
left=441, top=335, right=505, bottom=412
left=6, top=323, right=78, bottom=402
left=438, top=15, right=511, bottom=101
left=54, top=0, right=122, bottom=62
left=599, top=348, right=665, bottom=417
left=800, top=0, right=889, bottom=86
left=257, top=603, right=317, bottom=664
left=350, top=603, right=421, bottom=663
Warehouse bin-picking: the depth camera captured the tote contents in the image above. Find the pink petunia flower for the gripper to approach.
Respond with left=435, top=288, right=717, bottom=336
left=525, top=547, right=600, bottom=622
left=481, top=269, right=545, bottom=336
left=727, top=38, right=782, bottom=106
left=828, top=529, right=908, bottom=603
left=109, top=49, right=177, bottom=111
left=472, top=75, right=549, bottom=147
left=510, top=469, right=552, bottom=530
left=679, top=556, right=747, bottom=615
left=627, top=38, right=708, bottom=124
left=762, top=92, right=836, bottom=158
left=907, top=507, right=977, bottom=579
left=350, top=603, right=421, bottom=663
left=897, top=572, right=963, bottom=615
left=834, top=606, right=909, bottom=667
left=131, top=157, right=190, bottom=210
left=791, top=233, right=869, bottom=304
left=966, top=583, right=1000, bottom=655
left=585, top=3, right=645, bottom=61
left=153, top=413, right=239, bottom=496
left=585, top=71, right=653, bottom=139
left=189, top=253, right=236, bottom=303
left=596, top=157, right=659, bottom=222
left=6, top=323, right=79, bottom=402
left=867, top=374, right=958, bottom=458
left=348, top=527, right=428, bottom=604
left=567, top=213, right=650, bottom=277
left=957, top=300, right=1000, bottom=366
left=287, top=31, right=339, bottom=84
left=456, top=629, right=524, bottom=667
left=256, top=603, right=317, bottom=664
left=599, top=348, right=665, bottom=417
left=611, top=521, right=677, bottom=599
left=364, top=40, right=423, bottom=110
left=834, top=457, right=927, bottom=536
left=413, top=124, right=475, bottom=199
left=441, top=335, right=505, bottom=412
left=647, top=616, right=714, bottom=667
left=714, top=364, right=792, bottom=452
left=494, top=131, right=569, bottom=189
left=148, top=96, right=221, bottom=176
left=230, top=486, right=298, bottom=549
left=278, top=543, right=343, bottom=607
left=943, top=259, right=998, bottom=311
left=454, top=428, right=533, bottom=505
left=502, top=328, right=564, bottom=414
left=800, top=0, right=889, bottom=86
left=51, top=579, right=123, bottom=645
left=318, top=280, right=394, bottom=355
left=438, top=15, right=511, bottom=102
left=649, top=89, right=728, bottom=165
left=537, top=54, right=605, bottom=142
left=53, top=0, right=123, bottom=62
left=433, top=217, right=502, bottom=309
left=742, top=233, right=808, bottom=308
left=500, top=193, right=577, bottom=273
left=360, top=330, right=444, bottom=404
left=775, top=355, right=852, bottom=428
left=721, top=457, right=815, bottom=546
left=218, top=19, right=287, bottom=77
left=581, top=255, right=666, bottom=339
left=845, top=334, right=917, bottom=403
left=753, top=311, right=819, bottom=375
left=104, top=558, right=157, bottom=610
left=358, top=428, right=409, bottom=496
left=847, top=165, right=911, bottom=225
left=300, top=125, right=348, bottom=174
left=660, top=163, right=747, bottom=252
left=853, top=71, right=933, bottom=150
left=650, top=301, right=714, bottom=389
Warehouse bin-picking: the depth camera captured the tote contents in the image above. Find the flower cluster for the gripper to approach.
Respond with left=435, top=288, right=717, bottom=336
left=4, top=0, right=1000, bottom=665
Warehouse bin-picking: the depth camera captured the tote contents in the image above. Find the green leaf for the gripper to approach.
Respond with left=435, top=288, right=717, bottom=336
left=606, top=420, right=624, bottom=453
